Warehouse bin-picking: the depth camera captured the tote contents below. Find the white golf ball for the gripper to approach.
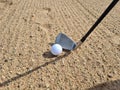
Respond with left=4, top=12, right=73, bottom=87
left=51, top=44, right=62, bottom=55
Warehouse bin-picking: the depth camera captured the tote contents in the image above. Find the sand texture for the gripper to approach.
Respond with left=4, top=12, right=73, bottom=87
left=0, top=0, right=120, bottom=90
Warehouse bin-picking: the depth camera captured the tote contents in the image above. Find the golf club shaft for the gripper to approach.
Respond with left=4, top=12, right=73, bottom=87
left=81, top=0, right=119, bottom=42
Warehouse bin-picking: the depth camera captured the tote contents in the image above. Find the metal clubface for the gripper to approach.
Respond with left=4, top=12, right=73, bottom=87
left=55, top=33, right=76, bottom=50
left=55, top=0, right=119, bottom=51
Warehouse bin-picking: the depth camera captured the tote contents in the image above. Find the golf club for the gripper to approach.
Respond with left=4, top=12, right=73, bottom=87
left=55, top=0, right=119, bottom=50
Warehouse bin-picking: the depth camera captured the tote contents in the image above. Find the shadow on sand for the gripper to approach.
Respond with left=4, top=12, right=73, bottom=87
left=0, top=51, right=71, bottom=87
left=87, top=79, right=120, bottom=90
left=1, top=49, right=120, bottom=90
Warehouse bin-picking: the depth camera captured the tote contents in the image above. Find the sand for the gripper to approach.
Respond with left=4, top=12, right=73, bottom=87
left=0, top=0, right=120, bottom=90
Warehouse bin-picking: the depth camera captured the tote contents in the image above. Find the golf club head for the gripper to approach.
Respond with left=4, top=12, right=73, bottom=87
left=55, top=33, right=76, bottom=50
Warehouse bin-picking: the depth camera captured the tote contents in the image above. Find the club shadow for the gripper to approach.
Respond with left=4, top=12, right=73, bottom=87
left=87, top=79, right=120, bottom=90
left=0, top=51, right=71, bottom=87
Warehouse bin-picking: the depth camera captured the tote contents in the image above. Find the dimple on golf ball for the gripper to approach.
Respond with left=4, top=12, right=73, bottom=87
left=51, top=44, right=62, bottom=55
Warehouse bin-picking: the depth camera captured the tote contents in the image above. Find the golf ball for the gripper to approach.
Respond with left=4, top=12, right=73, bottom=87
left=51, top=44, right=62, bottom=55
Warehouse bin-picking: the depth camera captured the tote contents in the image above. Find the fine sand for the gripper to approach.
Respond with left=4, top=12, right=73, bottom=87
left=0, top=0, right=120, bottom=90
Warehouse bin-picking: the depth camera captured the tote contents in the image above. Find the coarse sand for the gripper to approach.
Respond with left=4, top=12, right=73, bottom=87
left=0, top=0, right=120, bottom=90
